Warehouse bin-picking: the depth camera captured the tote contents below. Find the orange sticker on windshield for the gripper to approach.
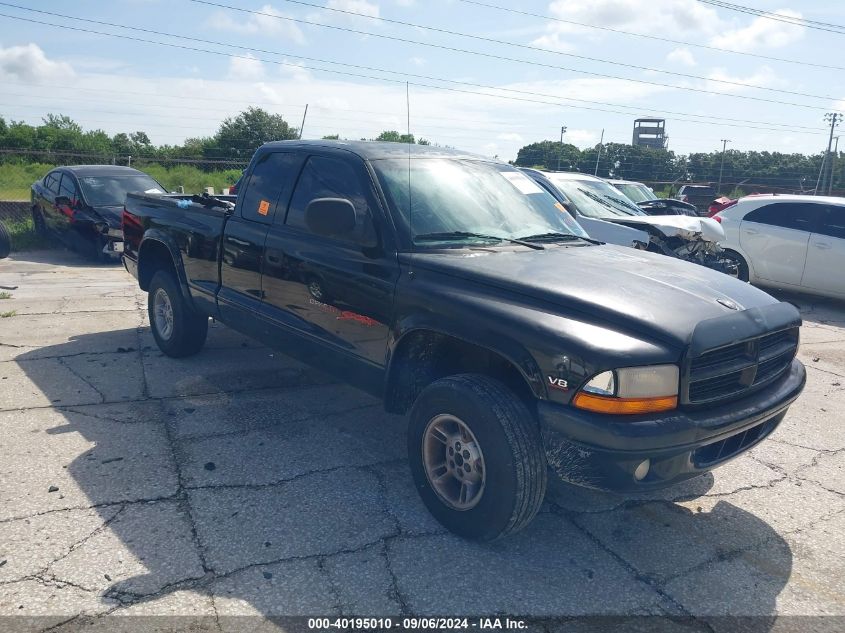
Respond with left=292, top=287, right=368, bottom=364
left=258, top=200, right=270, bottom=216
left=554, top=202, right=567, bottom=213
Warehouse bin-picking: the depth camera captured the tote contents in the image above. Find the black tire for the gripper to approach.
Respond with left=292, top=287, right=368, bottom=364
left=723, top=250, right=750, bottom=282
left=0, top=221, right=10, bottom=259
left=407, top=374, right=547, bottom=541
left=147, top=270, right=208, bottom=358
left=31, top=206, right=47, bottom=237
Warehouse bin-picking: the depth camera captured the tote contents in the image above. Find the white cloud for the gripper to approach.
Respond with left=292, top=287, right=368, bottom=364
left=327, top=0, right=380, bottom=19
left=278, top=59, right=312, bottom=82
left=709, top=9, right=804, bottom=52
left=666, top=47, right=696, bottom=67
left=0, top=43, right=74, bottom=82
left=705, top=66, right=783, bottom=94
left=409, top=56, right=426, bottom=67
left=497, top=132, right=524, bottom=142
left=228, top=54, right=265, bottom=81
left=206, top=4, right=305, bottom=44
left=533, top=0, right=721, bottom=49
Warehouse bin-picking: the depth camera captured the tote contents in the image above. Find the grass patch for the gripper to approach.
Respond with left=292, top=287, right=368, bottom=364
left=4, top=217, right=54, bottom=252
left=0, top=310, right=15, bottom=318
left=0, top=292, right=11, bottom=299
left=0, top=161, right=243, bottom=199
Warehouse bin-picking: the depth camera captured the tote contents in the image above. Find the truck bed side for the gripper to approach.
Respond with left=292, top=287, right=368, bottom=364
left=123, top=193, right=229, bottom=316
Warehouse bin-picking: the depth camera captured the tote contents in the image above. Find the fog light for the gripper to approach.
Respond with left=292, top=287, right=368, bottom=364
left=634, top=459, right=650, bottom=481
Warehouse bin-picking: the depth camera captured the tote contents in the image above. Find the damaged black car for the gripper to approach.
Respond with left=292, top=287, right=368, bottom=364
left=31, top=165, right=167, bottom=261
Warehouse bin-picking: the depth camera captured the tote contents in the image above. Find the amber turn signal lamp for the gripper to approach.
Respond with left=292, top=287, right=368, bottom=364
left=572, top=392, right=678, bottom=415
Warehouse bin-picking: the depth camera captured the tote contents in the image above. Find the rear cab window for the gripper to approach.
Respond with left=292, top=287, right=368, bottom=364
left=818, top=205, right=845, bottom=240
left=238, top=152, right=301, bottom=224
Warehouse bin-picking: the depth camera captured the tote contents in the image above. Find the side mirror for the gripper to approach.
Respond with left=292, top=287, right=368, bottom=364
left=305, top=198, right=356, bottom=238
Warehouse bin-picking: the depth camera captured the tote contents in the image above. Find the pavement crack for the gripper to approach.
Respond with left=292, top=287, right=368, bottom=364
left=56, top=356, right=106, bottom=404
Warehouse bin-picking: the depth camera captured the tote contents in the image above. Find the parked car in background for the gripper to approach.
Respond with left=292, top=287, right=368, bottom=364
left=708, top=196, right=737, bottom=216
left=713, top=194, right=845, bottom=298
left=123, top=140, right=806, bottom=541
left=0, top=221, right=10, bottom=259
left=524, top=170, right=738, bottom=276
left=676, top=184, right=716, bottom=215
left=607, top=179, right=698, bottom=216
left=31, top=166, right=166, bottom=261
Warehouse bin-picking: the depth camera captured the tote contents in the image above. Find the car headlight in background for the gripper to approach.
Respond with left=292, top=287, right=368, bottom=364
left=572, top=364, right=679, bottom=414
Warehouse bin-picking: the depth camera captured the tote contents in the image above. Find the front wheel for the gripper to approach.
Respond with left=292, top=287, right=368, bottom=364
left=148, top=270, right=208, bottom=357
left=407, top=374, right=547, bottom=541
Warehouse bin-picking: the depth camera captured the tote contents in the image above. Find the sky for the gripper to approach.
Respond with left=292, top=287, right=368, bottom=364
left=1, top=0, right=844, bottom=161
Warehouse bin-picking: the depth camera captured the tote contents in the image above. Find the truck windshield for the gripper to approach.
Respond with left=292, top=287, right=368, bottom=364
left=373, top=158, right=589, bottom=247
left=546, top=176, right=645, bottom=219
left=78, top=175, right=165, bottom=206
left=614, top=183, right=656, bottom=203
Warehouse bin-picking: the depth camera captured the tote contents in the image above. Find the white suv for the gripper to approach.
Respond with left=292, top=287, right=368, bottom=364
left=713, top=194, right=845, bottom=300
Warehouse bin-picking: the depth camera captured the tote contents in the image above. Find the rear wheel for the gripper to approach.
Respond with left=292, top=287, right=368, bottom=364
left=408, top=374, right=547, bottom=541
left=148, top=270, right=208, bottom=357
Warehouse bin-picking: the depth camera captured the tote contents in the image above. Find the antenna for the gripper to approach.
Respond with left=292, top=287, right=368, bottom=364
left=298, top=103, right=308, bottom=139
left=406, top=82, right=413, bottom=258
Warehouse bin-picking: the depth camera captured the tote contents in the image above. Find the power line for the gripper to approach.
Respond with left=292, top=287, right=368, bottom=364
left=697, top=0, right=845, bottom=35
left=456, top=0, right=845, bottom=71
left=193, top=0, right=840, bottom=98
left=185, top=0, right=837, bottom=104
left=0, top=11, right=832, bottom=135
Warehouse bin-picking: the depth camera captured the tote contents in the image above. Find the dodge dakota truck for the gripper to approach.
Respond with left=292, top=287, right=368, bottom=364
left=123, top=140, right=806, bottom=541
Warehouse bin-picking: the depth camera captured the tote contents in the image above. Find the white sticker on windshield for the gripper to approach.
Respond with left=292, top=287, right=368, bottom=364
left=145, top=188, right=164, bottom=194
left=500, top=171, right=544, bottom=195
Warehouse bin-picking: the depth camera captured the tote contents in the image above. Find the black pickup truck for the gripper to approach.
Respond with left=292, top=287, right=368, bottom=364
left=123, top=140, right=806, bottom=541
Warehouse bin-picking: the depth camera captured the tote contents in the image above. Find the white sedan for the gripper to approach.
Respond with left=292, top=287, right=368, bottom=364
left=712, top=194, right=845, bottom=300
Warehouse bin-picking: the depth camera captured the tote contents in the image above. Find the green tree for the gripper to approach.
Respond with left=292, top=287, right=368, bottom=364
left=514, top=140, right=580, bottom=170
left=375, top=130, right=416, bottom=143
left=209, top=107, right=298, bottom=159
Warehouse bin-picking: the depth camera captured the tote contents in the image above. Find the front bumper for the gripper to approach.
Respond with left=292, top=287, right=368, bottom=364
left=538, top=359, right=806, bottom=491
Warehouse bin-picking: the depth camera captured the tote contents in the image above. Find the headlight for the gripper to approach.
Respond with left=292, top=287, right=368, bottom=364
left=572, top=364, right=679, bottom=415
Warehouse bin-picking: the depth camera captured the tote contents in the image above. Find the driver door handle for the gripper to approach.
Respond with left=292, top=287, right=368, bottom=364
left=743, top=228, right=758, bottom=235
left=813, top=242, right=831, bottom=250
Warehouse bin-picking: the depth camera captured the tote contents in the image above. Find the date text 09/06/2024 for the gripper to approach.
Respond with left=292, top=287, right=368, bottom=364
left=307, top=617, right=528, bottom=630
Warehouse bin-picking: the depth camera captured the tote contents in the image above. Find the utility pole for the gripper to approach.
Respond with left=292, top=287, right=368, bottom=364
left=557, top=126, right=567, bottom=171
left=829, top=135, right=841, bottom=196
left=594, top=129, right=605, bottom=176
left=299, top=104, right=308, bottom=140
left=819, top=112, right=842, bottom=195
left=717, top=139, right=731, bottom=195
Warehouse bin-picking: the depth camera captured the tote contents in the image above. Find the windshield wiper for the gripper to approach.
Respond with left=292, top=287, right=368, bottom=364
left=519, top=232, right=604, bottom=245
left=414, top=231, right=544, bottom=250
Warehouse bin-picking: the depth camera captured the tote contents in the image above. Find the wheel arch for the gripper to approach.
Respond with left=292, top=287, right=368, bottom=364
left=383, top=326, right=545, bottom=415
left=137, top=232, right=196, bottom=309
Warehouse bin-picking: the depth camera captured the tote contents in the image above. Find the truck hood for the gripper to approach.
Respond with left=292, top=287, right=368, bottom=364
left=411, top=244, right=781, bottom=347
left=607, top=215, right=725, bottom=243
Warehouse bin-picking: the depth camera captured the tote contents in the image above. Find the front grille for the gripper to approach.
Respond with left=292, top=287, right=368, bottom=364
left=685, top=327, right=798, bottom=405
left=694, top=419, right=778, bottom=467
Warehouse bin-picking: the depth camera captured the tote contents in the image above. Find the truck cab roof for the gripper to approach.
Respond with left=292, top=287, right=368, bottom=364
left=259, top=139, right=490, bottom=162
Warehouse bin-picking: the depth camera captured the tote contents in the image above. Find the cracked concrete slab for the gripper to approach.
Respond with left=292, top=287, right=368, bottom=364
left=799, top=450, right=845, bottom=495
left=663, top=510, right=845, bottom=620
left=141, top=346, right=335, bottom=399
left=188, top=468, right=396, bottom=574
left=387, top=513, right=666, bottom=615
left=48, top=501, right=205, bottom=597
left=0, top=506, right=122, bottom=584
left=166, top=383, right=379, bottom=440
left=179, top=407, right=404, bottom=488
left=572, top=479, right=843, bottom=583
left=0, top=358, right=104, bottom=410
left=0, top=407, right=177, bottom=521
left=321, top=546, right=402, bottom=615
